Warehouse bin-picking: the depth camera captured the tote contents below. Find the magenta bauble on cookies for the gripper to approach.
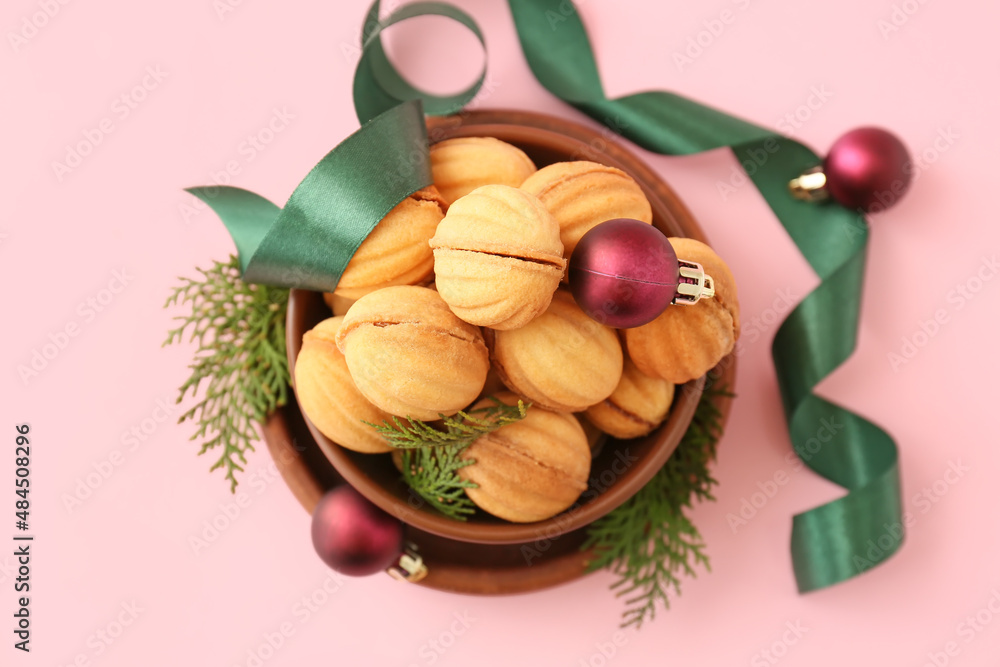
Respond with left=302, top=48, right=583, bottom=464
left=568, top=218, right=679, bottom=328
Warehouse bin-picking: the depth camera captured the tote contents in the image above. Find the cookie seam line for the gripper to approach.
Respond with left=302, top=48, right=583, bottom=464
left=432, top=245, right=566, bottom=270
left=527, top=166, right=632, bottom=200
left=478, top=432, right=588, bottom=492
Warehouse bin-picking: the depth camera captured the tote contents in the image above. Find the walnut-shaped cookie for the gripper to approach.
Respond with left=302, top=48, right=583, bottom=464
left=430, top=137, right=537, bottom=205
left=487, top=290, right=623, bottom=412
left=459, top=393, right=590, bottom=523
left=333, top=186, right=447, bottom=300
left=294, top=317, right=393, bottom=454
left=520, top=161, right=652, bottom=259
left=336, top=286, right=489, bottom=420
left=430, top=184, right=565, bottom=330
left=625, top=238, right=740, bottom=383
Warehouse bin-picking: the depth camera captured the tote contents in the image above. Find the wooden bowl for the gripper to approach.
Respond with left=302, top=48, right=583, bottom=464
left=285, top=109, right=721, bottom=547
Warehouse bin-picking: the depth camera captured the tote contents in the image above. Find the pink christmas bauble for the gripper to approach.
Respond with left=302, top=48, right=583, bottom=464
left=568, top=218, right=678, bottom=328
left=824, top=127, right=911, bottom=212
left=311, top=486, right=403, bottom=576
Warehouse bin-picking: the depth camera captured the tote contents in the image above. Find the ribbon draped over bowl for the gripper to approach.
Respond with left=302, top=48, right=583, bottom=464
left=189, top=0, right=903, bottom=593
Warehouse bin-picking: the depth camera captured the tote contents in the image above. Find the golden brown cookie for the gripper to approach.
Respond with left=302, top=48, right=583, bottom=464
left=336, top=286, right=489, bottom=420
left=585, top=356, right=675, bottom=439
left=459, top=393, right=590, bottom=523
left=294, top=317, right=393, bottom=454
left=430, top=184, right=566, bottom=330
left=487, top=290, right=623, bottom=411
left=519, top=161, right=653, bottom=259
left=334, top=186, right=446, bottom=300
left=430, top=137, right=537, bottom=205
left=624, top=238, right=740, bottom=383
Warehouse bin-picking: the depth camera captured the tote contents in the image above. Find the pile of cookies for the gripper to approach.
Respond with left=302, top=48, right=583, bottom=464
left=294, top=136, right=740, bottom=524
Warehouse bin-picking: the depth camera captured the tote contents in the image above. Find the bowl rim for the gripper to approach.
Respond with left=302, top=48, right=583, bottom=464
left=286, top=107, right=725, bottom=545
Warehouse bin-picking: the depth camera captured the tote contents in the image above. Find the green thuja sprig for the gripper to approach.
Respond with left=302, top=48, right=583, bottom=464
left=365, top=398, right=528, bottom=450
left=163, top=256, right=290, bottom=492
left=583, top=384, right=730, bottom=629
left=368, top=398, right=529, bottom=521
left=401, top=445, right=479, bottom=521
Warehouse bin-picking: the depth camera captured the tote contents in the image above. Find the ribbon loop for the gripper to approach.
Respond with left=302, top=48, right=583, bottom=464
left=354, top=0, right=486, bottom=124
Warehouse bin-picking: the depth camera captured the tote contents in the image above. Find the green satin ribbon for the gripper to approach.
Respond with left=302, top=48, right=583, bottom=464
left=192, top=0, right=903, bottom=593
left=502, top=0, right=903, bottom=591
left=188, top=98, right=431, bottom=292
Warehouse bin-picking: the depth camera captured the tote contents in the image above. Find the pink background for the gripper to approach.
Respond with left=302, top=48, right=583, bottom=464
left=3, top=0, right=998, bottom=664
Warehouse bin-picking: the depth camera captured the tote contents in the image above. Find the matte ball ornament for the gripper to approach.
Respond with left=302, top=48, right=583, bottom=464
left=789, top=127, right=912, bottom=213
left=311, top=486, right=404, bottom=576
left=568, top=218, right=679, bottom=328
